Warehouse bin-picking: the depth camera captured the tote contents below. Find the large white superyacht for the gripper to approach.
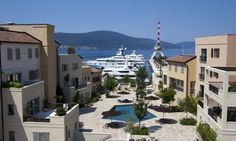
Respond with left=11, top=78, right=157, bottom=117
left=84, top=47, right=146, bottom=69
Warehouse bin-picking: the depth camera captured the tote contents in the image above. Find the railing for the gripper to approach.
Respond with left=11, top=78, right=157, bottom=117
left=198, top=100, right=204, bottom=108
left=208, top=108, right=218, bottom=122
left=199, top=55, right=207, bottom=63
left=209, top=84, right=219, bottom=95
left=199, top=73, right=205, bottom=81
left=23, top=115, right=50, bottom=122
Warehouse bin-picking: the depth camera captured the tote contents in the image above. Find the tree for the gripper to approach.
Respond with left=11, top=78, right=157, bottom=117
left=134, top=67, right=148, bottom=130
left=158, top=80, right=163, bottom=91
left=154, top=55, right=165, bottom=77
left=179, top=96, right=197, bottom=117
left=56, top=85, right=65, bottom=103
left=158, top=87, right=176, bottom=118
left=103, top=74, right=117, bottom=94
left=158, top=87, right=176, bottom=104
left=134, top=99, right=148, bottom=129
left=67, top=47, right=76, bottom=54
left=121, top=75, right=131, bottom=83
left=135, top=67, right=148, bottom=91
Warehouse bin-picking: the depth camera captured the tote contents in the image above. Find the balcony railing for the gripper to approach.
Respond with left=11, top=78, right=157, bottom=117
left=208, top=107, right=222, bottom=122
left=199, top=73, right=205, bottom=81
left=199, top=55, right=207, bottom=63
left=209, top=84, right=219, bottom=95
left=208, top=108, right=218, bottom=122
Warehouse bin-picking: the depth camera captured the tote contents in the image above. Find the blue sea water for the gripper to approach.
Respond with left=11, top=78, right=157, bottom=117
left=103, top=104, right=156, bottom=123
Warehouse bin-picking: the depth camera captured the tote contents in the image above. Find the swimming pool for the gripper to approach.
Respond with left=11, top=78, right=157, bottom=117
left=103, top=104, right=156, bottom=123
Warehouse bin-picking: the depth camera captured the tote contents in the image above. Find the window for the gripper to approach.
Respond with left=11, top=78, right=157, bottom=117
left=169, top=65, right=171, bottom=71
left=7, top=48, right=13, bottom=60
left=62, top=64, right=68, bottom=72
left=73, top=63, right=78, bottom=70
left=15, top=48, right=20, bottom=60
left=213, top=72, right=219, bottom=79
left=28, top=48, right=32, bottom=59
left=190, top=81, right=195, bottom=94
left=8, top=104, right=14, bottom=115
left=175, top=65, right=177, bottom=72
left=210, top=71, right=213, bottom=78
left=163, top=75, right=167, bottom=85
left=211, top=48, right=220, bottom=58
left=35, top=48, right=39, bottom=58
left=181, top=67, right=184, bottom=74
left=29, top=69, right=39, bottom=80
left=33, top=132, right=49, bottom=141
left=9, top=131, right=15, bottom=141
left=227, top=107, right=236, bottom=122
left=7, top=73, right=21, bottom=82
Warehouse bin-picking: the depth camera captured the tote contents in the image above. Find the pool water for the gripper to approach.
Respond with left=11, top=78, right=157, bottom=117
left=103, top=104, right=156, bottom=123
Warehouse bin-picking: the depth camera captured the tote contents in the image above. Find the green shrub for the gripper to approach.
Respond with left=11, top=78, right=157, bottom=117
left=180, top=118, right=197, bottom=125
left=2, top=81, right=23, bottom=88
left=170, top=106, right=184, bottom=112
left=132, top=126, right=149, bottom=135
left=56, top=107, right=66, bottom=116
left=68, top=102, right=76, bottom=110
left=197, top=123, right=217, bottom=141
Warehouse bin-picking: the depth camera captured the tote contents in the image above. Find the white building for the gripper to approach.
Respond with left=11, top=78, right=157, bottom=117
left=0, top=30, right=79, bottom=141
left=58, top=54, right=92, bottom=103
left=196, top=34, right=236, bottom=141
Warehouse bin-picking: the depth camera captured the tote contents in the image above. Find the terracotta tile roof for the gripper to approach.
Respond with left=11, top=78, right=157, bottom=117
left=167, top=55, right=196, bottom=63
left=0, top=30, right=41, bottom=44
left=91, top=67, right=101, bottom=73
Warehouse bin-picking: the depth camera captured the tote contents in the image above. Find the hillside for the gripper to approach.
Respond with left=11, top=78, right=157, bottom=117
left=55, top=31, right=184, bottom=50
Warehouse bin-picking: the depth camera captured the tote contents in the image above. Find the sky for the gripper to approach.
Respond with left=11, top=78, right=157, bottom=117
left=0, top=0, right=236, bottom=43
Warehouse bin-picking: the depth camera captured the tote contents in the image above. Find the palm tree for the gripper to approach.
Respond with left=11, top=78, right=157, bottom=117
left=154, top=55, right=165, bottom=77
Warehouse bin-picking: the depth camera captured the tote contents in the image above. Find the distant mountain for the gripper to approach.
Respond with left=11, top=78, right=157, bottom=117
left=175, top=42, right=195, bottom=49
left=55, top=31, right=183, bottom=50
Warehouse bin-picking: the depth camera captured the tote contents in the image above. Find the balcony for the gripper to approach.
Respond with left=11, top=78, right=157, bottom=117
left=93, top=77, right=101, bottom=83
left=199, top=55, right=207, bottom=63
left=208, top=107, right=222, bottom=122
left=209, top=84, right=219, bottom=95
left=199, top=73, right=205, bottom=81
left=77, top=83, right=87, bottom=89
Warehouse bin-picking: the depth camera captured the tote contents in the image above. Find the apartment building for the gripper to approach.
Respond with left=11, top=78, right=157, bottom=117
left=58, top=54, right=92, bottom=103
left=82, top=65, right=102, bottom=94
left=0, top=29, right=79, bottom=141
left=0, top=24, right=58, bottom=104
left=196, top=34, right=236, bottom=141
left=166, top=55, right=196, bottom=104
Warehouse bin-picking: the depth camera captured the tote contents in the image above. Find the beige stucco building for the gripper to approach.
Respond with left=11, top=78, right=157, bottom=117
left=82, top=65, right=102, bottom=94
left=58, top=54, right=92, bottom=103
left=0, top=29, right=79, bottom=141
left=0, top=24, right=58, bottom=104
left=196, top=34, right=236, bottom=141
left=166, top=55, right=196, bottom=105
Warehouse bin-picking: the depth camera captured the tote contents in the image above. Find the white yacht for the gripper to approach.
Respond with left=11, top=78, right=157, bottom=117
left=85, top=47, right=145, bottom=69
left=102, top=65, right=138, bottom=80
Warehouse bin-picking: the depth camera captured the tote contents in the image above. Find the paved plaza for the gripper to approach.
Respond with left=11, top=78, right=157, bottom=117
left=79, top=87, right=198, bottom=141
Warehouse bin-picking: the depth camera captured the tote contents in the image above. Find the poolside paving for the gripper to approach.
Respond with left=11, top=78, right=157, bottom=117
left=79, top=88, right=198, bottom=141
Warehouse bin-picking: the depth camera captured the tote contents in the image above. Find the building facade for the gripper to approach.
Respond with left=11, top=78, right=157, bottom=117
left=166, top=55, right=196, bottom=105
left=82, top=65, right=102, bottom=94
left=196, top=34, right=236, bottom=141
left=0, top=24, right=58, bottom=104
left=58, top=55, right=92, bottom=103
left=0, top=29, right=79, bottom=141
